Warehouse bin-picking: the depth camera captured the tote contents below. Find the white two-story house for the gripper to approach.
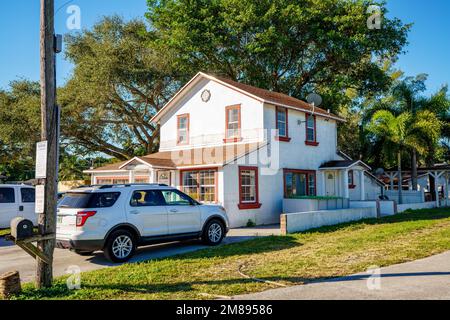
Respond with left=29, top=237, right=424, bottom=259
left=85, top=72, right=384, bottom=227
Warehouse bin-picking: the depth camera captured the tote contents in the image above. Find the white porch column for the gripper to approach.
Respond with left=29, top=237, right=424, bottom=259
left=129, top=170, right=135, bottom=184
left=171, top=170, right=177, bottom=187
left=321, top=171, right=326, bottom=196
left=445, top=172, right=449, bottom=207
left=386, top=172, right=398, bottom=190
left=360, top=170, right=365, bottom=201
left=343, top=169, right=349, bottom=199
left=91, top=174, right=96, bottom=185
left=150, top=170, right=157, bottom=183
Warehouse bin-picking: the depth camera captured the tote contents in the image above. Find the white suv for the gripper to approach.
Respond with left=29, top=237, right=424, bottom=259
left=56, top=184, right=229, bottom=262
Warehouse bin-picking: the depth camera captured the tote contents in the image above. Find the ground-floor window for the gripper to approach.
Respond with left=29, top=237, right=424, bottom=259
left=96, top=177, right=129, bottom=185
left=284, top=169, right=316, bottom=197
left=238, top=166, right=262, bottom=209
left=181, top=169, right=217, bottom=203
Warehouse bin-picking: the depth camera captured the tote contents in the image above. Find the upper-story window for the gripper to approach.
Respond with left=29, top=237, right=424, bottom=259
left=177, top=113, right=189, bottom=145
left=275, top=107, right=291, bottom=142
left=224, top=104, right=242, bottom=142
left=305, top=114, right=319, bottom=146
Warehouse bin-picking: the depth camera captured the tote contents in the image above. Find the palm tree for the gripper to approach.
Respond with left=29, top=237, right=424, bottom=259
left=364, top=75, right=450, bottom=191
left=367, top=110, right=441, bottom=204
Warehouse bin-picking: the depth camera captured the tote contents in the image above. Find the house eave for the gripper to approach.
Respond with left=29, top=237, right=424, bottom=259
left=151, top=72, right=345, bottom=124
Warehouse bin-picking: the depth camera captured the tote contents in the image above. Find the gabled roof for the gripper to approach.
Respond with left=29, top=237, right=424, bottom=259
left=337, top=150, right=352, bottom=161
left=319, top=160, right=371, bottom=171
left=84, top=143, right=265, bottom=173
left=151, top=72, right=344, bottom=123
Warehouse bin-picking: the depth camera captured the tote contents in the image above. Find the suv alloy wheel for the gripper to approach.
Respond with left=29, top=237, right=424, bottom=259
left=104, top=229, right=136, bottom=263
left=202, top=219, right=225, bottom=246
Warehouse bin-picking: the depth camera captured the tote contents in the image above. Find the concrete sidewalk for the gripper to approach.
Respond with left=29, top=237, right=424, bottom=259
left=233, top=250, right=450, bottom=300
left=0, top=224, right=280, bottom=283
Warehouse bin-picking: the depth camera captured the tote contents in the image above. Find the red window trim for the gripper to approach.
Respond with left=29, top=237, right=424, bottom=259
left=283, top=168, right=317, bottom=198
left=224, top=104, right=242, bottom=143
left=238, top=166, right=262, bottom=210
left=177, top=113, right=190, bottom=146
left=348, top=170, right=356, bottom=189
left=179, top=167, right=218, bottom=203
left=275, top=106, right=291, bottom=142
left=305, top=113, right=319, bottom=146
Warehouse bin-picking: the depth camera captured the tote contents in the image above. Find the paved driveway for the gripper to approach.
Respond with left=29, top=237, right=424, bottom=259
left=233, top=250, right=450, bottom=300
left=0, top=225, right=279, bottom=283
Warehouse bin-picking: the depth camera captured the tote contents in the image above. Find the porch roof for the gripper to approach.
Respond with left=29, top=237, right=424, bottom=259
left=319, top=160, right=371, bottom=171
left=84, top=142, right=265, bottom=173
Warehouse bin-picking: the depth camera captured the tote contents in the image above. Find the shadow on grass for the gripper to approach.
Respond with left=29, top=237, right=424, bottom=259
left=15, top=275, right=308, bottom=300
left=21, top=268, right=450, bottom=300
left=298, top=207, right=450, bottom=235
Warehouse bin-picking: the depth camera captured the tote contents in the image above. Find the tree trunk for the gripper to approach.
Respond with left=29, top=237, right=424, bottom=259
left=411, top=149, right=418, bottom=191
left=430, top=174, right=436, bottom=201
left=37, top=0, right=57, bottom=289
left=397, top=151, right=403, bottom=204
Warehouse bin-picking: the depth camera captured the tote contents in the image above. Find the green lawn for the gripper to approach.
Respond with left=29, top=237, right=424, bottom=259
left=12, top=207, right=450, bottom=300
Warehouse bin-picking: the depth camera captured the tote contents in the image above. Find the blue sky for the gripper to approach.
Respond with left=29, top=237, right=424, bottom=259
left=0, top=0, right=449, bottom=94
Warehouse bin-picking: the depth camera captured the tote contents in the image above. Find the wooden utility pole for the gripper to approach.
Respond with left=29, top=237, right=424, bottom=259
left=37, top=0, right=58, bottom=288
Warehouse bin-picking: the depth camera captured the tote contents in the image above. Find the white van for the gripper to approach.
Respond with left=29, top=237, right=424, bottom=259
left=0, top=184, right=37, bottom=229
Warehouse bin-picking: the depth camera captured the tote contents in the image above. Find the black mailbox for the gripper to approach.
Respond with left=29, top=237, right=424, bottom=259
left=10, top=217, right=34, bottom=240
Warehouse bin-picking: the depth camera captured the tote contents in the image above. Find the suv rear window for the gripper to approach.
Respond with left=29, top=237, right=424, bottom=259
left=59, top=192, right=120, bottom=208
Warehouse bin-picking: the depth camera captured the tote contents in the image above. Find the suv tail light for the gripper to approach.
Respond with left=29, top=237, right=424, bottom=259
left=76, top=211, right=97, bottom=227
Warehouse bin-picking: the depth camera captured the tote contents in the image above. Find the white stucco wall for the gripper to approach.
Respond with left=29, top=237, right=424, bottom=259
left=221, top=163, right=282, bottom=228
left=263, top=103, right=340, bottom=171
left=159, top=78, right=265, bottom=151
left=348, top=171, right=383, bottom=201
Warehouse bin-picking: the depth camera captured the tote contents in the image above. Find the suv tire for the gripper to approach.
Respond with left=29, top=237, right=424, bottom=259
left=104, top=229, right=136, bottom=263
left=202, top=219, right=225, bottom=246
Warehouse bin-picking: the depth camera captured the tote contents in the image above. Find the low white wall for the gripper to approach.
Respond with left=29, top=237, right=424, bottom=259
left=397, top=202, right=436, bottom=213
left=379, top=201, right=396, bottom=216
left=349, top=200, right=396, bottom=216
left=385, top=190, right=424, bottom=204
left=349, top=201, right=377, bottom=209
left=283, top=198, right=349, bottom=214
left=281, top=207, right=377, bottom=234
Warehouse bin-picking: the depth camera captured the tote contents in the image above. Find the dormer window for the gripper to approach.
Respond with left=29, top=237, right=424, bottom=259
left=275, top=107, right=291, bottom=142
left=305, top=114, right=319, bottom=146
left=224, top=104, right=242, bottom=143
left=177, top=114, right=189, bottom=145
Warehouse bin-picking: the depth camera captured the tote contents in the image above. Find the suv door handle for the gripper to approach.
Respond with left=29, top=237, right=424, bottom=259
left=169, top=209, right=179, bottom=213
left=129, top=210, right=139, bottom=215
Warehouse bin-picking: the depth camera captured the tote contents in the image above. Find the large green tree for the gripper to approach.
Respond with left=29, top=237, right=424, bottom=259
left=147, top=0, right=410, bottom=109
left=0, top=80, right=112, bottom=181
left=61, top=16, right=178, bottom=159
left=0, top=80, right=41, bottom=181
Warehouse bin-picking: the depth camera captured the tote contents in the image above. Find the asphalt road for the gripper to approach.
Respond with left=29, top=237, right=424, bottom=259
left=233, top=250, right=450, bottom=300
left=0, top=225, right=280, bottom=283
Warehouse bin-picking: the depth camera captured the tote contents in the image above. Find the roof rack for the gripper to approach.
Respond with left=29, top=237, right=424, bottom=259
left=78, top=183, right=169, bottom=189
